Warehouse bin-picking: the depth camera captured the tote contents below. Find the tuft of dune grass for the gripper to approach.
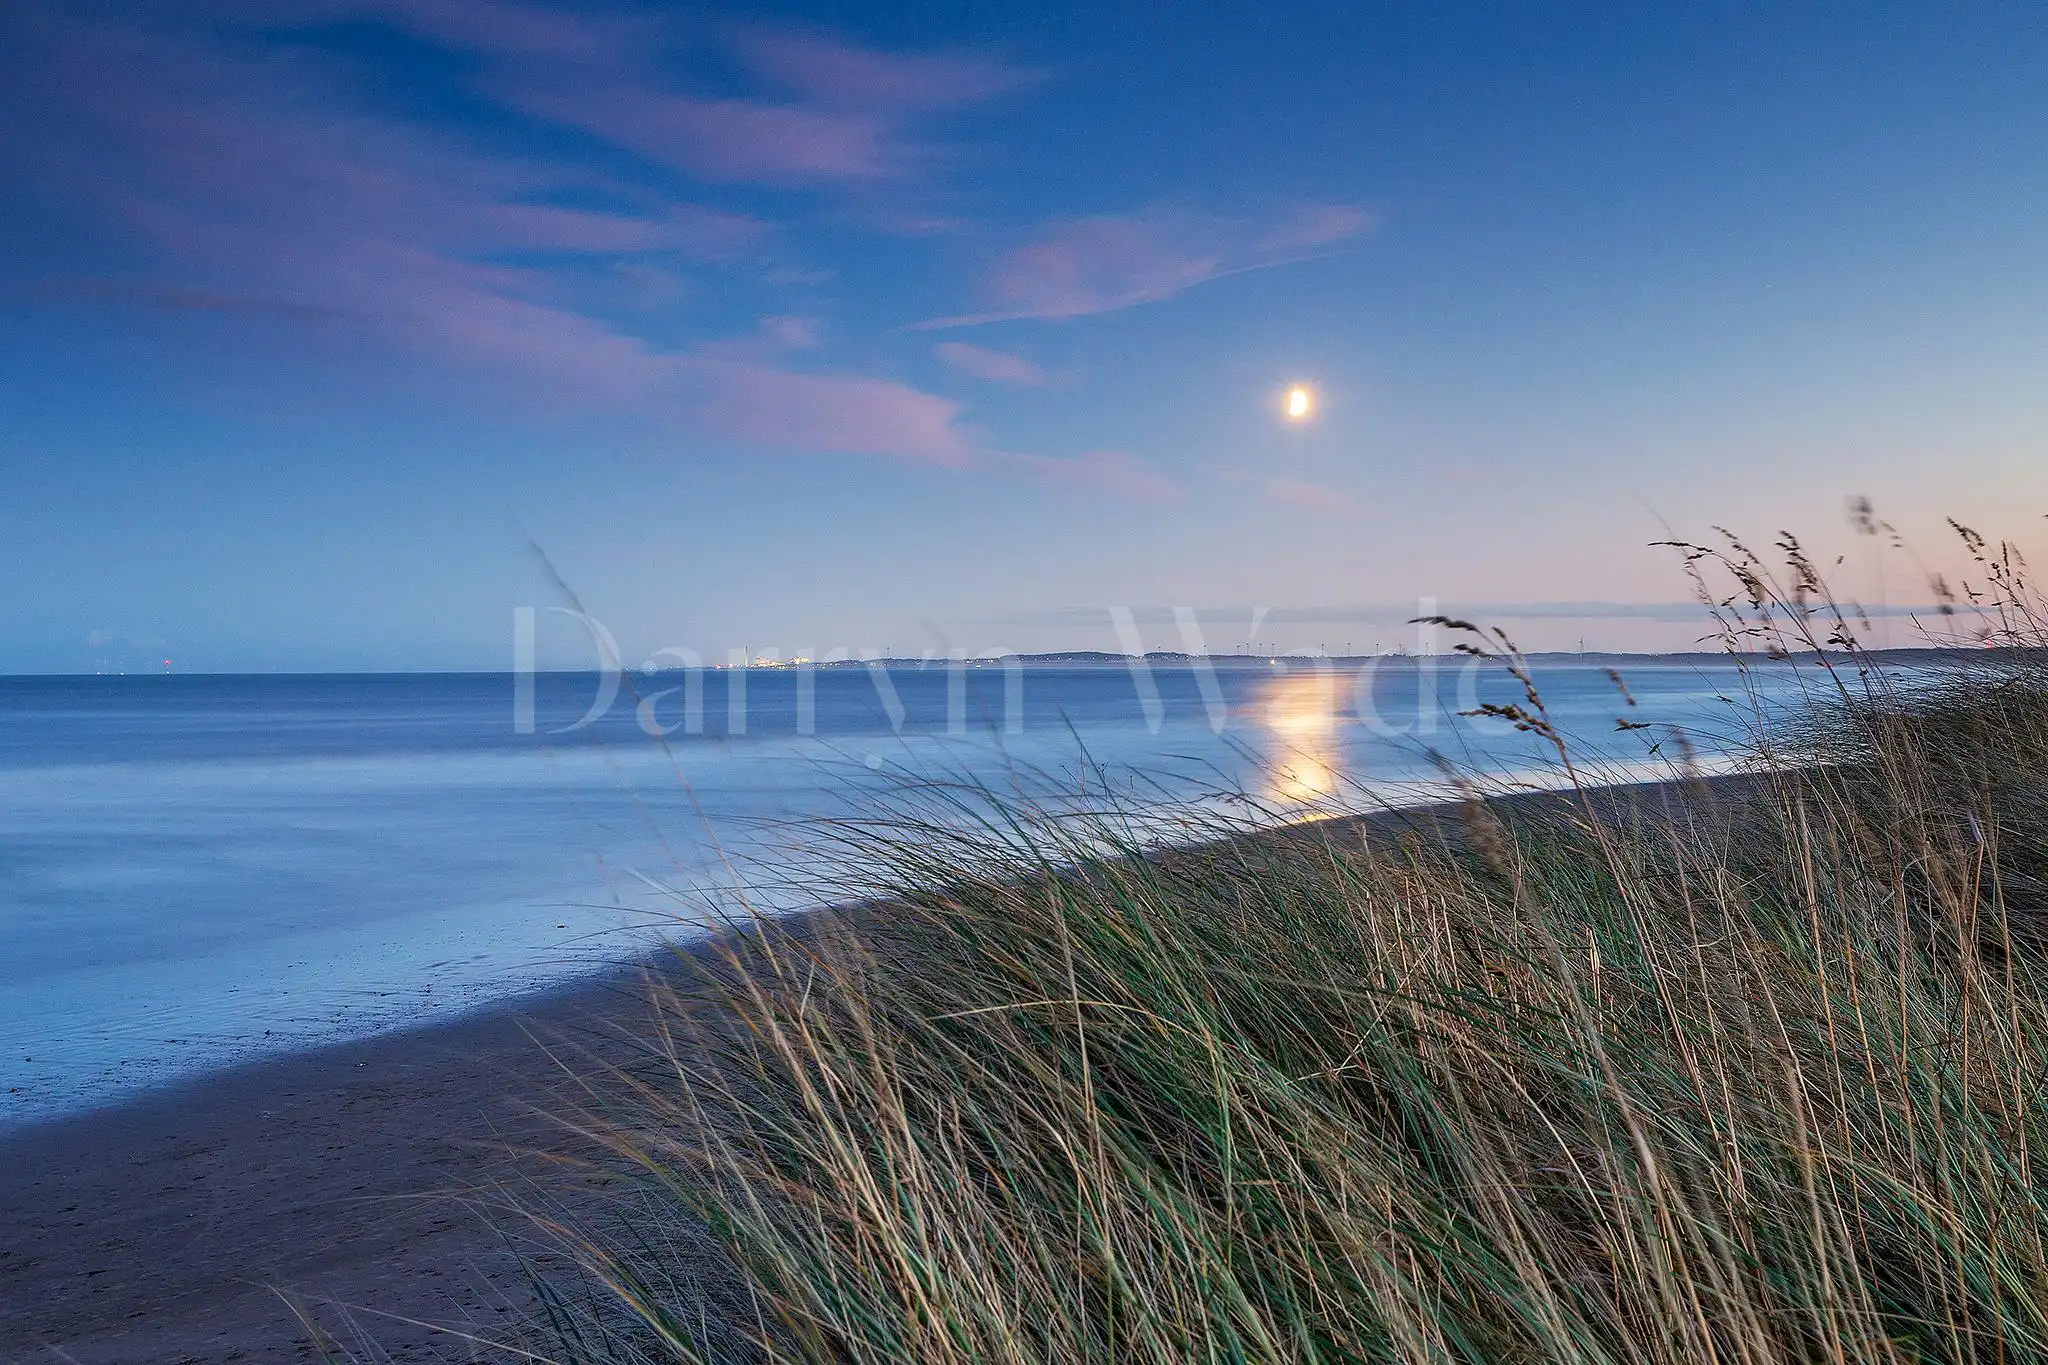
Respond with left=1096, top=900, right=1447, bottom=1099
left=517, top=517, right=2048, bottom=1364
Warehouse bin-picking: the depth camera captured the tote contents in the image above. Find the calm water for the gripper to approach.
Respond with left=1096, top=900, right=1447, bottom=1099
left=0, top=660, right=1811, bottom=1125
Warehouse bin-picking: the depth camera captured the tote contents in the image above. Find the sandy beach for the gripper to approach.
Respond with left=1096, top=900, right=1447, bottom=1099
left=0, top=953, right=706, bottom=1363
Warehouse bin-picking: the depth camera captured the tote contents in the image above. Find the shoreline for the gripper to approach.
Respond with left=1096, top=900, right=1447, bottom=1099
left=0, top=773, right=1753, bottom=1361
left=0, top=930, right=768, bottom=1362
left=5, top=755, right=1755, bottom=1139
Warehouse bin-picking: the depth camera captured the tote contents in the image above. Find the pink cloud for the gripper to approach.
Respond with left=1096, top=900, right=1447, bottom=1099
left=735, top=27, right=1041, bottom=109
left=227, top=0, right=640, bottom=61
left=279, top=3, right=1035, bottom=189
left=921, top=205, right=1377, bottom=327
left=413, top=269, right=669, bottom=398
left=23, top=278, right=361, bottom=321
left=980, top=216, right=1223, bottom=322
left=499, top=84, right=906, bottom=186
left=759, top=315, right=823, bottom=349
left=684, top=357, right=972, bottom=465
left=1004, top=450, right=1182, bottom=502
left=314, top=2, right=1037, bottom=116
left=4, top=6, right=986, bottom=466
left=932, top=341, right=1047, bottom=386
left=1262, top=478, right=1358, bottom=514
left=477, top=201, right=770, bottom=258
left=1260, top=203, right=1379, bottom=252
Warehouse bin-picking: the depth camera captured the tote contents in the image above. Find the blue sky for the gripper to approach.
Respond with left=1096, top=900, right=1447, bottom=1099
left=3, top=1, right=2045, bottom=670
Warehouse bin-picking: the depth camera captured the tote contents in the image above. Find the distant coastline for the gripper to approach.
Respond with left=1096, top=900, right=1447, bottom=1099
left=11, top=645, right=2027, bottom=682
left=725, top=644, right=2027, bottom=670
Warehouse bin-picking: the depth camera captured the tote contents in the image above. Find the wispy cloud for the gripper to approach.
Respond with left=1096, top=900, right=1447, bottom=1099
left=758, top=315, right=824, bottom=350
left=1259, top=203, right=1378, bottom=252
left=1261, top=478, right=1358, bottom=514
left=247, top=0, right=640, bottom=62
left=932, top=340, right=1047, bottom=385
left=1001, top=450, right=1182, bottom=502
left=683, top=356, right=972, bottom=464
left=920, top=204, right=1376, bottom=328
left=734, top=26, right=1043, bottom=110
left=0, top=3, right=1003, bottom=464
left=498, top=85, right=911, bottom=187
left=17, top=277, right=362, bottom=321
left=299, top=4, right=1040, bottom=189
left=476, top=201, right=771, bottom=258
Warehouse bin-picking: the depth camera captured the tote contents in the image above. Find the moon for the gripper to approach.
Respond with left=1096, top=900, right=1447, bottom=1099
left=1283, top=384, right=1314, bottom=422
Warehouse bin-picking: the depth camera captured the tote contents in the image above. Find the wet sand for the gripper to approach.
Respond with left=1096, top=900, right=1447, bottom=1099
left=0, top=948, right=729, bottom=1363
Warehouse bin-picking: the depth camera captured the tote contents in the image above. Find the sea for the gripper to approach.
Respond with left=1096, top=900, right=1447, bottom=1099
left=0, top=658, right=1825, bottom=1126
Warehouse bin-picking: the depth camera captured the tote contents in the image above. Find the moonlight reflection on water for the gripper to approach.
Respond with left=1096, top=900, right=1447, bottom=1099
left=1258, top=670, right=1344, bottom=805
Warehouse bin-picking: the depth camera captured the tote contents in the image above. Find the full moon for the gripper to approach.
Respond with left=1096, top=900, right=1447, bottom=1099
left=1284, top=385, right=1314, bottom=422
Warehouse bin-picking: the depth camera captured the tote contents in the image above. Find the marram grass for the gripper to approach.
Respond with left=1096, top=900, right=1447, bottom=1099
left=512, top=525, right=2048, bottom=1364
